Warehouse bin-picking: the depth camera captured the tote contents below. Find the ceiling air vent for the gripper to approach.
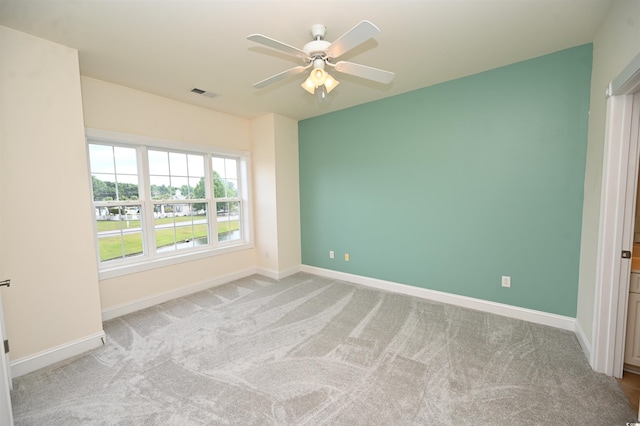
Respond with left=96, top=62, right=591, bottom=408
left=190, top=88, right=218, bottom=98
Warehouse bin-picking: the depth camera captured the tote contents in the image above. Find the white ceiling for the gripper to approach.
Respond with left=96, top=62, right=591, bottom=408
left=0, top=0, right=612, bottom=121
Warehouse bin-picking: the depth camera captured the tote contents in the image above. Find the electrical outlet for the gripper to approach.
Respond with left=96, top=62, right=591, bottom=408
left=329, top=250, right=334, bottom=259
left=501, top=275, right=511, bottom=288
left=345, top=253, right=350, bottom=262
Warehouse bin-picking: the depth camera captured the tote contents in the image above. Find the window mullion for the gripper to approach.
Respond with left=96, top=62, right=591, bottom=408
left=204, top=153, right=216, bottom=248
left=140, top=146, right=155, bottom=258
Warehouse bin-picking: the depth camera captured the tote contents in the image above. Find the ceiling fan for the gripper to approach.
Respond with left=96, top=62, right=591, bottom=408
left=247, top=20, right=394, bottom=98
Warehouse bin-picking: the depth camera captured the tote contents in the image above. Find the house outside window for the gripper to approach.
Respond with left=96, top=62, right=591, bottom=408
left=86, top=129, right=252, bottom=278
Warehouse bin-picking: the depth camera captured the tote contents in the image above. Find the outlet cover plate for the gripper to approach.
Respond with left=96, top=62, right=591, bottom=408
left=501, top=275, right=511, bottom=288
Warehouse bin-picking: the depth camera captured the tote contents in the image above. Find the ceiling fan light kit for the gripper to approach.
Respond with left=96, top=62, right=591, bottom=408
left=301, top=58, right=340, bottom=95
left=247, top=20, right=394, bottom=100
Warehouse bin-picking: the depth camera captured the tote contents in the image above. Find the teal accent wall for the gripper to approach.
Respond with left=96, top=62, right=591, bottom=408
left=299, top=44, right=592, bottom=317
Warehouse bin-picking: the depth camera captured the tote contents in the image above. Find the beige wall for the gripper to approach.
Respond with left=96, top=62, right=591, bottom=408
left=98, top=250, right=256, bottom=309
left=577, top=0, right=640, bottom=344
left=251, top=114, right=301, bottom=276
left=81, top=77, right=260, bottom=310
left=251, top=115, right=280, bottom=272
left=0, top=27, right=104, bottom=360
left=274, top=114, right=301, bottom=272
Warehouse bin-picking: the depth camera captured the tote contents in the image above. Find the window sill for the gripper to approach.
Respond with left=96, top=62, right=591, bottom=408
left=97, top=242, right=254, bottom=281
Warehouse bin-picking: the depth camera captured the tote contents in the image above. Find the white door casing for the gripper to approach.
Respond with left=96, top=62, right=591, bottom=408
left=0, top=289, right=13, bottom=426
left=592, top=51, right=640, bottom=377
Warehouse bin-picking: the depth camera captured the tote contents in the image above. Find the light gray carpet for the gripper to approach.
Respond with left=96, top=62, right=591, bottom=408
left=10, top=273, right=637, bottom=425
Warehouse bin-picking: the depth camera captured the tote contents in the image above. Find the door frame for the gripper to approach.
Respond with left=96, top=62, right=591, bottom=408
left=0, top=290, right=13, bottom=425
left=592, top=52, right=640, bottom=377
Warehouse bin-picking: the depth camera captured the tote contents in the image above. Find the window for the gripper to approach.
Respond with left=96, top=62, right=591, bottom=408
left=86, top=130, right=251, bottom=276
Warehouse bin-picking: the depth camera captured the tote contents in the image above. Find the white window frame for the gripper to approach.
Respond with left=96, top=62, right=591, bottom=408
left=86, top=128, right=253, bottom=280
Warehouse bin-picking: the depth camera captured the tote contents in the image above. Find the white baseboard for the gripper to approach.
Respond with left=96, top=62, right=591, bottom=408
left=256, top=265, right=302, bottom=280
left=101, top=267, right=258, bottom=321
left=11, top=331, right=106, bottom=378
left=574, top=320, right=592, bottom=361
left=301, top=265, right=576, bottom=331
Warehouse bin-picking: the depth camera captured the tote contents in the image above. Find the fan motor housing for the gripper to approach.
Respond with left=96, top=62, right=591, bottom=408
left=303, top=40, right=331, bottom=58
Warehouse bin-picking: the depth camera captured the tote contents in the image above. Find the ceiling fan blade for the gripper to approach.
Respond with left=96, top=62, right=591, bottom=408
left=247, top=34, right=307, bottom=59
left=325, top=20, right=380, bottom=59
left=253, top=65, right=308, bottom=89
left=334, top=61, right=395, bottom=84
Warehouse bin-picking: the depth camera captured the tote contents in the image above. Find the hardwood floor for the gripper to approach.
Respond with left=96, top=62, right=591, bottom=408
left=620, top=370, right=640, bottom=416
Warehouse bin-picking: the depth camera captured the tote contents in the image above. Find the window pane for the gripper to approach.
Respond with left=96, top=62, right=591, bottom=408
left=192, top=199, right=207, bottom=216
left=114, top=146, right=138, bottom=174
left=216, top=201, right=241, bottom=242
left=89, top=144, right=115, bottom=174
left=154, top=203, right=172, bottom=219
left=96, top=205, right=144, bottom=261
left=116, top=174, right=139, bottom=200
left=155, top=204, right=176, bottom=251
left=150, top=176, right=171, bottom=199
left=216, top=201, right=228, bottom=216
left=225, top=179, right=238, bottom=198
left=122, top=232, right=144, bottom=258
left=225, top=158, right=238, bottom=179
left=148, top=150, right=169, bottom=175
left=171, top=176, right=189, bottom=198
left=213, top=177, right=225, bottom=199
left=228, top=201, right=240, bottom=217
left=169, top=152, right=188, bottom=176
left=189, top=177, right=204, bottom=199
left=188, top=154, right=205, bottom=177
left=211, top=157, right=225, bottom=176
left=92, top=174, right=117, bottom=201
